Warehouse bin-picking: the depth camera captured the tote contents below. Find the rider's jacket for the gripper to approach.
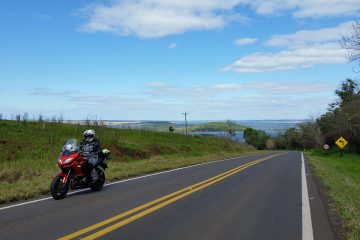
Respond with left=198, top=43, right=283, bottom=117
left=79, top=139, right=100, bottom=158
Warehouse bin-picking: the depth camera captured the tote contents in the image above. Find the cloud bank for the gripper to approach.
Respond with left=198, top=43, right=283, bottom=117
left=79, top=0, right=248, bottom=38
left=222, top=22, right=353, bottom=73
left=27, top=81, right=334, bottom=120
left=78, top=0, right=360, bottom=38
left=247, top=0, right=360, bottom=18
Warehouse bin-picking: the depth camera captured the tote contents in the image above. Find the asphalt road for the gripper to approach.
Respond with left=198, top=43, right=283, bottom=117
left=0, top=152, right=337, bottom=240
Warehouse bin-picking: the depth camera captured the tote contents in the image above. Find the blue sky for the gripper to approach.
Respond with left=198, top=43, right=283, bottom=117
left=0, top=0, right=359, bottom=120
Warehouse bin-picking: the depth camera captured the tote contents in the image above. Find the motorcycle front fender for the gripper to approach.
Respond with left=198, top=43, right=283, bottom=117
left=56, top=172, right=67, bottom=177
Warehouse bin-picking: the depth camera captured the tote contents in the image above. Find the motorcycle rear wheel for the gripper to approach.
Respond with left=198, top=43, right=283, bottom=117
left=50, top=176, right=69, bottom=200
left=90, top=170, right=105, bottom=191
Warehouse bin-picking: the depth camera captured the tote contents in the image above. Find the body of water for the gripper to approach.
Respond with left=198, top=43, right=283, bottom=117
left=108, top=120, right=305, bottom=142
left=179, top=120, right=303, bottom=141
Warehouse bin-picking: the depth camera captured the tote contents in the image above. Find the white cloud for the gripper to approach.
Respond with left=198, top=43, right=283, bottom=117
left=266, top=21, right=354, bottom=47
left=221, top=43, right=347, bottom=73
left=247, top=0, right=360, bottom=18
left=79, top=0, right=249, bottom=38
left=223, top=21, right=354, bottom=73
left=147, top=82, right=210, bottom=100
left=168, top=42, right=177, bottom=49
left=212, top=84, right=243, bottom=91
left=30, top=88, right=78, bottom=97
left=144, top=81, right=334, bottom=119
left=78, top=1, right=360, bottom=39
left=234, top=38, right=257, bottom=46
left=241, top=82, right=335, bottom=95
left=148, top=81, right=334, bottom=97
left=19, top=82, right=334, bottom=120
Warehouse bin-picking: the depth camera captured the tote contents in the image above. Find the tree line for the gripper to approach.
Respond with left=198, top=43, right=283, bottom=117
left=244, top=21, right=360, bottom=153
left=243, top=79, right=360, bottom=153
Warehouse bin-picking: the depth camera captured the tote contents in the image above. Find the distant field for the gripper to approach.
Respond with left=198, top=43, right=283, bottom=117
left=107, top=120, right=175, bottom=132
left=0, top=120, right=256, bottom=204
left=109, top=120, right=248, bottom=133
left=306, top=151, right=360, bottom=240
left=176, top=121, right=247, bottom=132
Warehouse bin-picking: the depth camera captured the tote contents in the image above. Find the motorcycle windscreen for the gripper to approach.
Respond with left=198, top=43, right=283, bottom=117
left=62, top=139, right=77, bottom=155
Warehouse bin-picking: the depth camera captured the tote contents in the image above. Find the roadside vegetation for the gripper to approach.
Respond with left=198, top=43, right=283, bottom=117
left=305, top=150, right=360, bottom=240
left=0, top=119, right=255, bottom=204
left=242, top=78, right=360, bottom=152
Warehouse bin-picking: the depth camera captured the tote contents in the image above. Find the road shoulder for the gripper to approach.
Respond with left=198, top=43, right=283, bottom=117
left=304, top=155, right=344, bottom=240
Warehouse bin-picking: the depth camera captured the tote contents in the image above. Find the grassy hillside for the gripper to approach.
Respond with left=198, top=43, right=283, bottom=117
left=177, top=121, right=247, bottom=132
left=108, top=121, right=175, bottom=132
left=306, top=151, right=360, bottom=240
left=0, top=120, right=255, bottom=204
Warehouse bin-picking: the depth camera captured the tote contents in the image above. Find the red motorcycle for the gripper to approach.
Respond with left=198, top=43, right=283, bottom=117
left=50, top=139, right=110, bottom=200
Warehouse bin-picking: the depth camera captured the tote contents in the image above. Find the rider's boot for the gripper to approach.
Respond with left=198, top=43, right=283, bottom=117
left=90, top=168, right=99, bottom=185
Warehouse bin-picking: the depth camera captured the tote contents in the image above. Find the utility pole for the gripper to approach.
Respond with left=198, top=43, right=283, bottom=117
left=182, top=112, right=189, bottom=135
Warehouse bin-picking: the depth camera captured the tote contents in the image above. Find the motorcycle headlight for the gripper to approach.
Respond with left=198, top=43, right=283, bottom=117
left=63, top=158, right=74, bottom=164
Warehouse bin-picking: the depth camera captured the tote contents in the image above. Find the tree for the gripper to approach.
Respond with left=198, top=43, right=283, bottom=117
left=298, top=121, right=323, bottom=149
left=283, top=128, right=302, bottom=149
left=341, top=21, right=360, bottom=66
left=225, top=120, right=236, bottom=138
left=317, top=112, right=338, bottom=145
left=22, top=112, right=29, bottom=124
left=243, top=127, right=270, bottom=150
left=38, top=114, right=44, bottom=122
left=328, top=78, right=359, bottom=110
left=243, top=128, right=257, bottom=145
left=319, top=94, right=360, bottom=152
left=341, top=95, right=360, bottom=153
left=274, top=136, right=286, bottom=149
left=57, top=114, right=64, bottom=123
left=266, top=138, right=276, bottom=150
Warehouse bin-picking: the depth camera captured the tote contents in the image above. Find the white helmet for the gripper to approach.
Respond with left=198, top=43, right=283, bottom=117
left=83, top=129, right=95, bottom=141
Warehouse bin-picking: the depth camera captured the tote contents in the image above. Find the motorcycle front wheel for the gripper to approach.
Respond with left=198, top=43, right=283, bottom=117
left=50, top=176, right=69, bottom=200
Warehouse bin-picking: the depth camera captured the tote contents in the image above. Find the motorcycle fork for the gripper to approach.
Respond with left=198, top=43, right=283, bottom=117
left=62, top=169, right=71, bottom=184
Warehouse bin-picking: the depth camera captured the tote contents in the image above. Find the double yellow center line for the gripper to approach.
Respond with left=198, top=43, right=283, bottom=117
left=59, top=153, right=286, bottom=240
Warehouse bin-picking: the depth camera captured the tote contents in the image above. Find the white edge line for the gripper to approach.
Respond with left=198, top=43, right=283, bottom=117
left=301, top=152, right=314, bottom=240
left=0, top=153, right=269, bottom=211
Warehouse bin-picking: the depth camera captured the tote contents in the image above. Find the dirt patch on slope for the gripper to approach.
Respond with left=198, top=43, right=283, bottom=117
left=107, top=145, right=150, bottom=161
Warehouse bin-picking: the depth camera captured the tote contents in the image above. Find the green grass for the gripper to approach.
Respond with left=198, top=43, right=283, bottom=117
left=0, top=120, right=256, bottom=204
left=305, top=150, right=360, bottom=240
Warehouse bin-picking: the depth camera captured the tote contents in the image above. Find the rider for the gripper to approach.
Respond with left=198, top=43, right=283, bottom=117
left=79, top=129, right=100, bottom=184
